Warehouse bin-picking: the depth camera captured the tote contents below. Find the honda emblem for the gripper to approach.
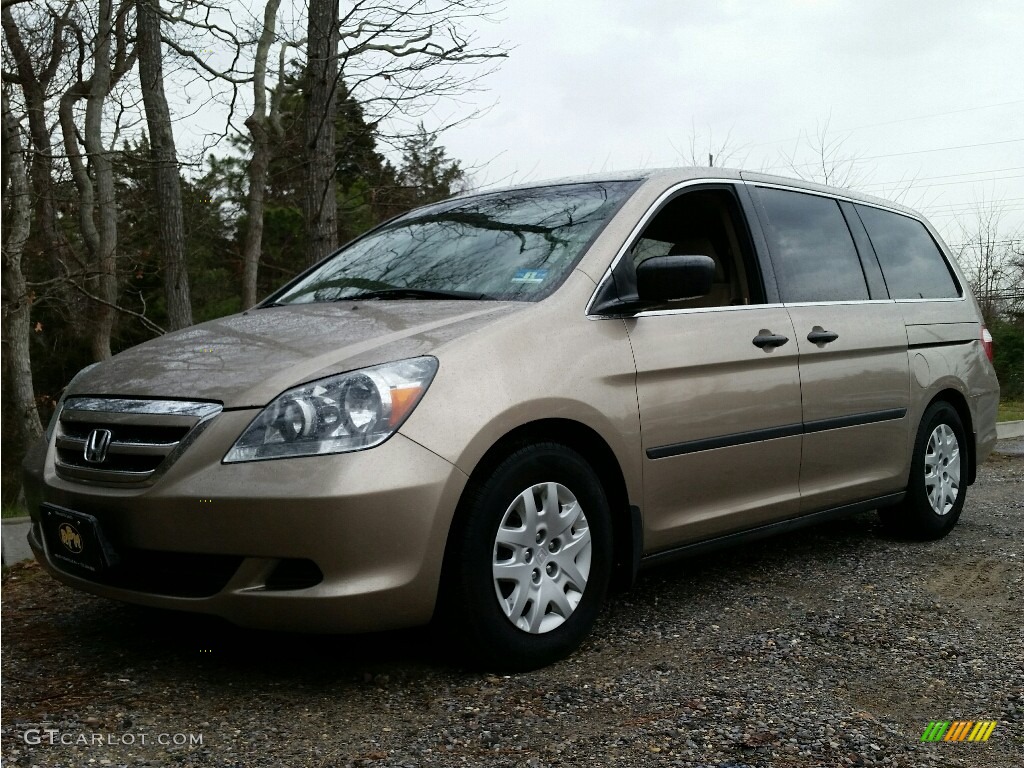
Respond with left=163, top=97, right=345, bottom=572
left=84, top=429, right=113, bottom=463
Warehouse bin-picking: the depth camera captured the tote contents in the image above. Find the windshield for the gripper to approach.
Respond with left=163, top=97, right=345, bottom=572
left=271, top=181, right=639, bottom=304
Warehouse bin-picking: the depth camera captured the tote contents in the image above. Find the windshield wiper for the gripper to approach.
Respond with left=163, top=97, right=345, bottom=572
left=341, top=288, right=490, bottom=301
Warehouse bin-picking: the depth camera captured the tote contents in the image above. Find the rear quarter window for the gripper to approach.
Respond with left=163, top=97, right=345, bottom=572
left=855, top=205, right=961, bottom=299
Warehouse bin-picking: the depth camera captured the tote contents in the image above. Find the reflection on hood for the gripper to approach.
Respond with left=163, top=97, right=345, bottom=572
left=71, top=301, right=524, bottom=407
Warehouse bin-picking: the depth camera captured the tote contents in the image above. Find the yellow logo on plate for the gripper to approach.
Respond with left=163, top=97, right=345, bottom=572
left=58, top=522, right=83, bottom=554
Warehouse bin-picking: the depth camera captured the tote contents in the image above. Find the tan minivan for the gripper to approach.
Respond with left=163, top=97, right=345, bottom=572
left=24, top=168, right=1000, bottom=669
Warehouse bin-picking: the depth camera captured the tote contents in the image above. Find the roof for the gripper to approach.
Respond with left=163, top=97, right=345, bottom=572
left=462, top=166, right=923, bottom=220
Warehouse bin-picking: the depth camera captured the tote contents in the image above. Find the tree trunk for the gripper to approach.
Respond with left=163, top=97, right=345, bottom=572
left=303, top=0, right=339, bottom=267
left=241, top=0, right=282, bottom=308
left=1, top=91, right=44, bottom=442
left=2, top=6, right=88, bottom=321
left=242, top=125, right=271, bottom=307
left=138, top=0, right=192, bottom=329
left=58, top=0, right=118, bottom=360
left=85, top=0, right=118, bottom=361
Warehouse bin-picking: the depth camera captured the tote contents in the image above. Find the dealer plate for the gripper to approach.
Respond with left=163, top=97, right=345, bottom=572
left=40, top=504, right=118, bottom=573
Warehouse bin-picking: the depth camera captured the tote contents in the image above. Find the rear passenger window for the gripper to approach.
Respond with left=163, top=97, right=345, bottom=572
left=758, top=188, right=869, bottom=303
left=855, top=205, right=961, bottom=299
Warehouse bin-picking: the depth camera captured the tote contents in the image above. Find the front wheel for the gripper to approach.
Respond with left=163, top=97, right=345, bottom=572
left=439, top=443, right=612, bottom=671
left=880, top=401, right=968, bottom=540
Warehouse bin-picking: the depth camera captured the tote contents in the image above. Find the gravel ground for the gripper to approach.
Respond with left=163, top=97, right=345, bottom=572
left=2, top=450, right=1022, bottom=768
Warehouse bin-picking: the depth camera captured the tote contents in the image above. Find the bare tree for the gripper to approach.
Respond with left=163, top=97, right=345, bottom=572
left=240, top=0, right=284, bottom=308
left=147, top=0, right=287, bottom=307
left=137, top=0, right=192, bottom=329
left=149, top=0, right=505, bottom=287
left=58, top=0, right=136, bottom=360
left=954, top=200, right=1024, bottom=324
left=303, top=0, right=340, bottom=266
left=781, top=113, right=869, bottom=189
left=1, top=88, right=44, bottom=442
left=672, top=122, right=746, bottom=168
left=300, top=0, right=507, bottom=266
left=1, top=2, right=84, bottom=315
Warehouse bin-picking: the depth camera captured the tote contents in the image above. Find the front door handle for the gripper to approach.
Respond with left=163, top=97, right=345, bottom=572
left=807, top=328, right=839, bottom=345
left=752, top=333, right=789, bottom=349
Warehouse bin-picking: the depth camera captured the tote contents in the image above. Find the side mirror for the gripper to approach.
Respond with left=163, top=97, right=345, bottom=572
left=635, top=254, right=715, bottom=302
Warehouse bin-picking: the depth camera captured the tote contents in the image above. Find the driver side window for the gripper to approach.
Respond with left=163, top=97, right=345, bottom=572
left=631, top=188, right=761, bottom=308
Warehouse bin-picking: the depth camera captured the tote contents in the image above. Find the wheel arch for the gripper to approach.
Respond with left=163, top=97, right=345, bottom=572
left=441, top=418, right=642, bottom=597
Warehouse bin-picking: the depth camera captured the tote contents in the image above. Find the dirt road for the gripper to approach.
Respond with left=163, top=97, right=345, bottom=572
left=3, top=451, right=1021, bottom=767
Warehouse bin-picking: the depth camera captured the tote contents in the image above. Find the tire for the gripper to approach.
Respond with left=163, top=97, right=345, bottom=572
left=880, top=401, right=968, bottom=540
left=438, top=443, right=613, bottom=671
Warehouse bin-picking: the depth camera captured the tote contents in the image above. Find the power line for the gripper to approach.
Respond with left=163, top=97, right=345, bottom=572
left=863, top=172, right=1024, bottom=192
left=924, top=206, right=1024, bottom=217
left=926, top=205, right=1024, bottom=219
left=945, top=239, right=1022, bottom=249
left=748, top=99, right=1024, bottom=149
left=916, top=195, right=1024, bottom=213
left=773, top=137, right=1024, bottom=171
left=859, top=165, right=1024, bottom=188
left=925, top=208, right=1024, bottom=221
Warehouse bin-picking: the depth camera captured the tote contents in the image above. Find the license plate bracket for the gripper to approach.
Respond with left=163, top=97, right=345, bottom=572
left=40, top=503, right=120, bottom=574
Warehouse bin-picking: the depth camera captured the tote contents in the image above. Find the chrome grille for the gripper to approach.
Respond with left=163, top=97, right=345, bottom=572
left=54, top=397, right=222, bottom=485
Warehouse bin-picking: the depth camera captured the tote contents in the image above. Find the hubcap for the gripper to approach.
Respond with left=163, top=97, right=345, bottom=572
left=492, top=482, right=592, bottom=634
left=924, top=423, right=960, bottom=516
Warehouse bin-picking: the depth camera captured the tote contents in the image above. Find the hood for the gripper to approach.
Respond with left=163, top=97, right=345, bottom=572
left=71, top=301, right=525, bottom=408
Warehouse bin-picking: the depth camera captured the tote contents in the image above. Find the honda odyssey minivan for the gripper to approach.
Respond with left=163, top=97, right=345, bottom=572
left=24, top=168, right=1000, bottom=669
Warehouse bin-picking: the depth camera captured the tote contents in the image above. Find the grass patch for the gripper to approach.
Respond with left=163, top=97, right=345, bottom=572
left=998, top=400, right=1024, bottom=422
left=2, top=504, right=28, bottom=520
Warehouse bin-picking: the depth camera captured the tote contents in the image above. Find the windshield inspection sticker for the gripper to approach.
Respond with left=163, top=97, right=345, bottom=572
left=511, top=268, right=549, bottom=284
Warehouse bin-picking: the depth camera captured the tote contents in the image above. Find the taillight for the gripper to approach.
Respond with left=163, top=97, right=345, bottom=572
left=981, top=326, right=994, bottom=362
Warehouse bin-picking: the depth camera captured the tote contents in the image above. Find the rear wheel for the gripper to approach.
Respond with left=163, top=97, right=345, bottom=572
left=880, top=401, right=968, bottom=540
left=439, top=443, right=612, bottom=671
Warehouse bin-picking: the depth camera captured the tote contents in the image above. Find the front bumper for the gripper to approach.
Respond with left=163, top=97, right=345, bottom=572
left=24, top=411, right=468, bottom=633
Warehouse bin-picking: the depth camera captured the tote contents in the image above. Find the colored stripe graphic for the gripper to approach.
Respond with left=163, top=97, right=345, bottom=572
left=974, top=721, right=997, bottom=741
left=945, top=721, right=972, bottom=741
left=921, top=722, right=950, bottom=741
left=922, top=720, right=997, bottom=742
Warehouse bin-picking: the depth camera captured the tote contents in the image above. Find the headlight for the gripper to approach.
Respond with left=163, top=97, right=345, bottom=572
left=223, top=357, right=438, bottom=462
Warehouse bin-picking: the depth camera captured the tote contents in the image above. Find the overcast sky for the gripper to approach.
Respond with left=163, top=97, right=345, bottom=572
left=430, top=0, right=1024, bottom=247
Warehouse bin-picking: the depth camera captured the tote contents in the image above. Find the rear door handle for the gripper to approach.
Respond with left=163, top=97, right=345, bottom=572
left=752, top=333, right=789, bottom=349
left=807, top=328, right=839, bottom=345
